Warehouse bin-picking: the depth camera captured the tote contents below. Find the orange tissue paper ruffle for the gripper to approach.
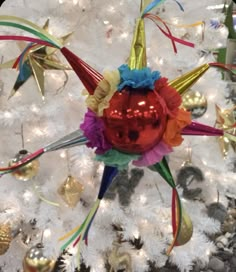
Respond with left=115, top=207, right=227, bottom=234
left=163, top=108, right=191, bottom=147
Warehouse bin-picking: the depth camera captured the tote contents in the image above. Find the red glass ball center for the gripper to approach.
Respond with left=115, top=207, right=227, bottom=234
left=103, top=88, right=167, bottom=154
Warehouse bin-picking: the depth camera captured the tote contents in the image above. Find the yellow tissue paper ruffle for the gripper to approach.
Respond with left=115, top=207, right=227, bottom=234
left=85, top=70, right=120, bottom=116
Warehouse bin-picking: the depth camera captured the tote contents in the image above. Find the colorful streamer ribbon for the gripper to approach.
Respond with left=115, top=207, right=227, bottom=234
left=0, top=130, right=87, bottom=176
left=209, top=62, right=236, bottom=75
left=0, top=35, right=53, bottom=46
left=141, top=0, right=184, bottom=17
left=143, top=13, right=195, bottom=52
left=13, top=43, right=40, bottom=69
left=165, top=21, right=204, bottom=28
left=149, top=157, right=182, bottom=254
left=141, top=0, right=166, bottom=16
left=140, top=0, right=191, bottom=54
left=145, top=13, right=178, bottom=53
left=60, top=165, right=118, bottom=265
left=0, top=15, right=61, bottom=47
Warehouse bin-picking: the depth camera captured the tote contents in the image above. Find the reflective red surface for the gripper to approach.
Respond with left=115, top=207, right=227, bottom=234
left=103, top=87, right=167, bottom=154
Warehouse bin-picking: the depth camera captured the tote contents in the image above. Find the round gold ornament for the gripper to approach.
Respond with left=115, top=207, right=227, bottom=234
left=176, top=210, right=193, bottom=246
left=9, top=149, right=40, bottom=181
left=58, top=175, right=84, bottom=208
left=0, top=223, right=12, bottom=255
left=23, top=243, right=55, bottom=272
left=181, top=90, right=207, bottom=119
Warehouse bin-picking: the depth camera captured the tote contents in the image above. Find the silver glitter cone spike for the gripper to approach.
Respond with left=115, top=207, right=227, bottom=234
left=44, top=129, right=88, bottom=152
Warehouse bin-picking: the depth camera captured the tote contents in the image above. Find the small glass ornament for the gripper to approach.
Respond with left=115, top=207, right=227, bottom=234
left=9, top=149, right=40, bottom=181
left=23, top=243, right=55, bottom=272
left=58, top=175, right=84, bottom=208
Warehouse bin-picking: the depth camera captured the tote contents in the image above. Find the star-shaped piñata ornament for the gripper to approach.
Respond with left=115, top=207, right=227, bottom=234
left=0, top=0, right=236, bottom=267
left=215, top=104, right=236, bottom=158
left=0, top=19, right=72, bottom=99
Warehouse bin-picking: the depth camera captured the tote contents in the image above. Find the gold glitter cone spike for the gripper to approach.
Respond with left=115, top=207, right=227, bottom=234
left=169, top=64, right=210, bottom=96
left=176, top=210, right=193, bottom=246
left=0, top=224, right=12, bottom=255
left=58, top=175, right=84, bottom=208
left=128, top=18, right=146, bottom=70
left=128, top=0, right=152, bottom=69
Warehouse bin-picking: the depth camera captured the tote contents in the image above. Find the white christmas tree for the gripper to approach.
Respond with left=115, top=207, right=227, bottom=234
left=0, top=0, right=235, bottom=272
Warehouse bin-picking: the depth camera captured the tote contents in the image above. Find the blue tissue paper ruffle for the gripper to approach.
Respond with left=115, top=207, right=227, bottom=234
left=117, top=64, right=161, bottom=91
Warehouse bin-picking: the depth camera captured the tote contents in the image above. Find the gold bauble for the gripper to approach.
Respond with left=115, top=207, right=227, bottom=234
left=9, top=149, right=40, bottom=181
left=58, top=175, right=84, bottom=208
left=23, top=243, right=55, bottom=272
left=0, top=224, right=12, bottom=255
left=176, top=210, right=193, bottom=246
left=181, top=90, right=207, bottom=119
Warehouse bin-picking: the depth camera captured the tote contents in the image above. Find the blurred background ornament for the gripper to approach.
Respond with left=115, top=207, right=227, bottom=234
left=9, top=149, right=40, bottom=181
left=207, top=194, right=228, bottom=224
left=228, top=207, right=236, bottom=219
left=0, top=223, right=12, bottom=255
left=215, top=233, right=230, bottom=249
left=108, top=239, right=132, bottom=272
left=8, top=125, right=40, bottom=181
left=207, top=256, right=225, bottom=272
left=177, top=165, right=204, bottom=188
left=104, top=168, right=144, bottom=206
left=225, top=191, right=236, bottom=207
left=225, top=1, right=236, bottom=39
left=229, top=245, right=236, bottom=271
left=23, top=243, right=55, bottom=272
left=208, top=202, right=228, bottom=223
left=16, top=219, right=40, bottom=246
left=182, top=187, right=202, bottom=200
left=225, top=84, right=236, bottom=105
left=0, top=57, right=4, bottom=94
left=181, top=90, right=207, bottom=119
left=215, top=104, right=236, bottom=158
left=176, top=147, right=204, bottom=200
left=222, top=214, right=236, bottom=233
left=0, top=80, right=4, bottom=93
left=58, top=175, right=84, bottom=208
